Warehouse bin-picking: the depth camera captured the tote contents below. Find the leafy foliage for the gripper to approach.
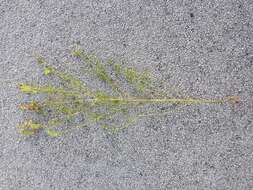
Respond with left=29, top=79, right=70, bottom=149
left=17, top=49, right=239, bottom=137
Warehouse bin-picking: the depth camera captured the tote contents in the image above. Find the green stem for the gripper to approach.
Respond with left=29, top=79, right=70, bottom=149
left=94, top=97, right=224, bottom=104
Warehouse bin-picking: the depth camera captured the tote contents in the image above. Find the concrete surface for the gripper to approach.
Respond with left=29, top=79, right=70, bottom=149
left=0, top=0, right=253, bottom=189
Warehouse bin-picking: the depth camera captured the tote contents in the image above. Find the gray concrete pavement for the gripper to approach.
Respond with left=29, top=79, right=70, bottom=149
left=0, top=0, right=252, bottom=189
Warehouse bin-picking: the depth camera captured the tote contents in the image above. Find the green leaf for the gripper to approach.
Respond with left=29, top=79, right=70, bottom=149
left=72, top=49, right=82, bottom=57
left=101, top=125, right=109, bottom=129
left=113, top=64, right=122, bottom=76
left=44, top=66, right=54, bottom=76
left=20, top=130, right=35, bottom=136
left=36, top=56, right=46, bottom=64
left=95, top=63, right=111, bottom=83
left=88, top=112, right=107, bottom=122
left=137, top=71, right=150, bottom=92
left=48, top=119, right=62, bottom=126
left=30, top=123, right=42, bottom=129
left=125, top=67, right=138, bottom=83
left=95, top=91, right=109, bottom=100
left=46, top=129, right=61, bottom=137
left=18, top=84, right=38, bottom=94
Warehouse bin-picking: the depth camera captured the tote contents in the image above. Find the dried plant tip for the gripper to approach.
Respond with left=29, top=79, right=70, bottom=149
left=225, top=96, right=240, bottom=104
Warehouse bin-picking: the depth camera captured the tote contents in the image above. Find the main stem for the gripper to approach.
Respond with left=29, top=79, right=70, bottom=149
left=93, top=97, right=224, bottom=104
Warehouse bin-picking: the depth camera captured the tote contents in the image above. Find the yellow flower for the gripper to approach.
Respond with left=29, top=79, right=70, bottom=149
left=17, top=120, right=43, bottom=136
left=17, top=120, right=43, bottom=130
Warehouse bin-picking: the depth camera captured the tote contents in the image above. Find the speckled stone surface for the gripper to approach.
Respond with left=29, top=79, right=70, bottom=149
left=0, top=0, right=252, bottom=189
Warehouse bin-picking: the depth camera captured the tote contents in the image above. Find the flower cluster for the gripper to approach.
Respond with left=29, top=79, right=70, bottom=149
left=17, top=120, right=42, bottom=135
left=19, top=101, right=42, bottom=113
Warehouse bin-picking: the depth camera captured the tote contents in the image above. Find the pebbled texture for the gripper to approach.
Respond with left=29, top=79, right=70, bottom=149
left=0, top=0, right=252, bottom=189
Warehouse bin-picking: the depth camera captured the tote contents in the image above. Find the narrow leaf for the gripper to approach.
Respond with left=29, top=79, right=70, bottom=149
left=20, top=130, right=35, bottom=136
left=44, top=66, right=54, bottom=76
left=46, top=129, right=61, bottom=137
